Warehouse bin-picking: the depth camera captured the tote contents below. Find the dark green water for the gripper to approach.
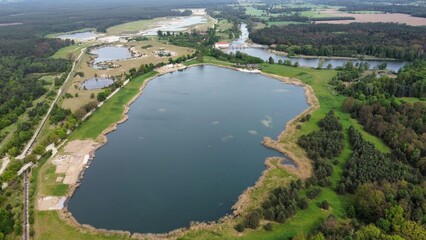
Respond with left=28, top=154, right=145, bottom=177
left=68, top=65, right=308, bottom=233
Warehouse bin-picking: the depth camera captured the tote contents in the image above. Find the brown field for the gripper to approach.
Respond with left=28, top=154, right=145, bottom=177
left=60, top=40, right=194, bottom=112
left=316, top=9, right=426, bottom=26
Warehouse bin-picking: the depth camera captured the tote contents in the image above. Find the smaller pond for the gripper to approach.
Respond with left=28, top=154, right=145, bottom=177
left=58, top=31, right=98, bottom=41
left=142, top=16, right=208, bottom=35
left=81, top=78, right=114, bottom=90
left=91, top=46, right=132, bottom=68
left=228, top=24, right=406, bottom=72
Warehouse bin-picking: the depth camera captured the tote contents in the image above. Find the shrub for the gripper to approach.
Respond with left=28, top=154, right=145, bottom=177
left=321, top=200, right=330, bottom=210
left=234, top=223, right=245, bottom=232
left=244, top=211, right=262, bottom=229
left=264, top=222, right=273, bottom=231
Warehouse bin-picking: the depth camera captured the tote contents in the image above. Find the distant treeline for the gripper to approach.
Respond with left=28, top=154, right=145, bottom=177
left=341, top=4, right=426, bottom=18
left=310, top=0, right=426, bottom=18
left=268, top=15, right=355, bottom=22
left=311, top=16, right=355, bottom=21
left=250, top=23, right=426, bottom=60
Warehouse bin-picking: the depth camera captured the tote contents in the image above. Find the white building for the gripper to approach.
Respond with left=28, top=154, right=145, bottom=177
left=214, top=42, right=230, bottom=49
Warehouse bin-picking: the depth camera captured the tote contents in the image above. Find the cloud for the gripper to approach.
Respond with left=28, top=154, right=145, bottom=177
left=158, top=108, right=166, bottom=112
left=211, top=121, right=220, bottom=125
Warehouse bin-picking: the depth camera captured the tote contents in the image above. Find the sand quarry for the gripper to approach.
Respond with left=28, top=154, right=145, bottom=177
left=37, top=140, right=98, bottom=211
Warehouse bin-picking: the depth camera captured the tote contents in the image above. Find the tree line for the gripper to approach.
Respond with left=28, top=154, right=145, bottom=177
left=250, top=23, right=426, bottom=60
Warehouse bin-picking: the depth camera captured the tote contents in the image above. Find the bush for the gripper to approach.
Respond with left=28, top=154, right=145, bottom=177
left=234, top=223, right=245, bottom=232
left=321, top=200, right=330, bottom=210
left=298, top=197, right=309, bottom=210
left=307, top=187, right=322, bottom=199
left=264, top=222, right=273, bottom=231
left=244, top=211, right=262, bottom=229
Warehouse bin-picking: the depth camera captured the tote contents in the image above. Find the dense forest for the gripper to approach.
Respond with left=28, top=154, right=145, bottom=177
left=314, top=60, right=426, bottom=238
left=332, top=61, right=426, bottom=176
left=298, top=111, right=344, bottom=186
left=250, top=23, right=426, bottom=60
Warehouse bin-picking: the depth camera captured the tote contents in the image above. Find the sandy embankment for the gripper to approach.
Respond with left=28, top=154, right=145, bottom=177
left=48, top=63, right=318, bottom=239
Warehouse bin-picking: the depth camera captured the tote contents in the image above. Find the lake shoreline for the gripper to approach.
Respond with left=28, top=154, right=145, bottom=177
left=56, top=63, right=318, bottom=239
left=269, top=49, right=403, bottom=61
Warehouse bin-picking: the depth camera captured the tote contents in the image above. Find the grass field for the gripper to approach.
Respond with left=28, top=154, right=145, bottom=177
left=106, top=18, right=158, bottom=35
left=245, top=6, right=265, bottom=16
left=35, top=211, right=129, bottom=240
left=397, top=97, right=426, bottom=105
left=45, top=28, right=96, bottom=39
left=69, top=71, right=157, bottom=140
left=268, top=21, right=307, bottom=26
left=51, top=44, right=89, bottom=59
left=300, top=10, right=333, bottom=18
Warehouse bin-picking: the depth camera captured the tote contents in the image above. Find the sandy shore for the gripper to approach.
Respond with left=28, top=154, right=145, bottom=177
left=52, top=63, right=318, bottom=239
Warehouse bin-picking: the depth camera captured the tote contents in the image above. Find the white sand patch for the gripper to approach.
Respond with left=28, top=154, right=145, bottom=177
left=248, top=130, right=258, bottom=135
left=211, top=121, right=220, bottom=125
left=273, top=88, right=289, bottom=93
left=38, top=196, right=67, bottom=211
left=220, top=135, right=234, bottom=142
left=261, top=115, right=273, bottom=128
left=158, top=108, right=166, bottom=112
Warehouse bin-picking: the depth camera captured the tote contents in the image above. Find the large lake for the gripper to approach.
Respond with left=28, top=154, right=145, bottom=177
left=68, top=66, right=308, bottom=233
left=228, top=24, right=406, bottom=72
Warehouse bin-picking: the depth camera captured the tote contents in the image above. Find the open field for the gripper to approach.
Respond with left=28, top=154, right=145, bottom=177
left=45, top=28, right=96, bottom=39
left=268, top=21, right=306, bottom=26
left=35, top=211, right=129, bottom=240
left=106, top=19, right=158, bottom=35
left=245, top=6, right=265, bottom=17
left=107, top=14, right=215, bottom=36
left=51, top=44, right=90, bottom=59
left=300, top=10, right=333, bottom=18
left=397, top=97, right=426, bottom=105
left=316, top=9, right=426, bottom=26
left=69, top=71, right=157, bottom=140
